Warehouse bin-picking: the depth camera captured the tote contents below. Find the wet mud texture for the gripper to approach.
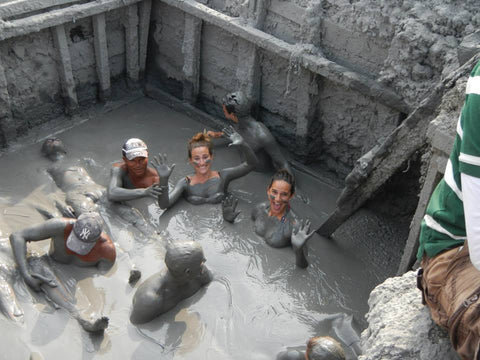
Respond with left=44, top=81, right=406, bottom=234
left=0, top=97, right=398, bottom=359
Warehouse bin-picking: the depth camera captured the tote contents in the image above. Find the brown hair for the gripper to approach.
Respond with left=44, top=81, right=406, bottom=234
left=268, top=169, right=295, bottom=195
left=188, top=132, right=213, bottom=159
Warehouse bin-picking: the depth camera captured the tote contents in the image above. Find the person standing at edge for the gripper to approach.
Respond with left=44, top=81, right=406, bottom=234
left=108, top=138, right=162, bottom=202
left=207, top=91, right=293, bottom=174
left=417, top=60, right=480, bottom=359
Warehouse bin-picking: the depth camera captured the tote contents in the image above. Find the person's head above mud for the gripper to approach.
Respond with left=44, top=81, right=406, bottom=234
left=267, top=169, right=295, bottom=220
left=9, top=211, right=116, bottom=333
left=307, top=337, right=345, bottom=360
left=41, top=137, right=67, bottom=161
left=164, top=241, right=207, bottom=279
left=155, top=127, right=257, bottom=209
left=207, top=90, right=293, bottom=174
left=222, top=91, right=251, bottom=121
left=251, top=168, right=312, bottom=268
left=129, top=240, right=211, bottom=325
left=107, top=138, right=161, bottom=202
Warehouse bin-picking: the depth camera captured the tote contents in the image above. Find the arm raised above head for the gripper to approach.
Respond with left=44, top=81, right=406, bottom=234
left=258, top=124, right=292, bottom=174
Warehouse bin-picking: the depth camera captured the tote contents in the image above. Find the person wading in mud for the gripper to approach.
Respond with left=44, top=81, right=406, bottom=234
left=10, top=212, right=115, bottom=333
left=206, top=91, right=293, bottom=174
left=417, top=60, right=480, bottom=359
left=108, top=138, right=162, bottom=202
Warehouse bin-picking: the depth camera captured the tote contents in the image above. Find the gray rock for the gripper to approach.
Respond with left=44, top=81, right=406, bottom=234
left=359, top=271, right=459, bottom=360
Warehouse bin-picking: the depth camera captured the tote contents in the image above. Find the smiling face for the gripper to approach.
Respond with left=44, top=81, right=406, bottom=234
left=123, top=156, right=148, bottom=178
left=189, top=146, right=213, bottom=176
left=267, top=179, right=294, bottom=218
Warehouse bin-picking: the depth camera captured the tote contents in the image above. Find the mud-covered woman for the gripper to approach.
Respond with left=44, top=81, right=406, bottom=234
left=152, top=127, right=257, bottom=219
left=251, top=169, right=314, bottom=268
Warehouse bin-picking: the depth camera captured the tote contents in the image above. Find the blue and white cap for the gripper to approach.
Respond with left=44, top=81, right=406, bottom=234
left=66, top=212, right=103, bottom=255
left=122, top=138, right=148, bottom=160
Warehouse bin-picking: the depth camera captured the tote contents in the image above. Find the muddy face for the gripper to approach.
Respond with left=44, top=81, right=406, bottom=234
left=189, top=146, right=213, bottom=177
left=267, top=179, right=294, bottom=218
left=123, top=156, right=148, bottom=177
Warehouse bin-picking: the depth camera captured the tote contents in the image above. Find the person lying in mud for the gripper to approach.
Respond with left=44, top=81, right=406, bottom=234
left=130, top=240, right=211, bottom=324
left=108, top=138, right=162, bottom=202
left=206, top=91, right=292, bottom=174
left=9, top=212, right=114, bottom=333
left=42, top=137, right=153, bottom=238
left=154, top=128, right=256, bottom=214
left=276, top=336, right=345, bottom=360
left=249, top=169, right=313, bottom=268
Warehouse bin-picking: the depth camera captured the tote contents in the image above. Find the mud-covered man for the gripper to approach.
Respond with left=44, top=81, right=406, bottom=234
left=10, top=212, right=115, bottom=332
left=130, top=241, right=211, bottom=324
left=108, top=138, right=162, bottom=202
left=207, top=91, right=293, bottom=174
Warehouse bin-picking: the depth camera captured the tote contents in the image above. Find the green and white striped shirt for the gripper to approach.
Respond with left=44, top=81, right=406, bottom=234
left=418, top=61, right=480, bottom=260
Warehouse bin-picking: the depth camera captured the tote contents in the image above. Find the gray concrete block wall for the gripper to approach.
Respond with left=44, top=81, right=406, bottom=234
left=106, top=8, right=127, bottom=79
left=0, top=29, right=63, bottom=133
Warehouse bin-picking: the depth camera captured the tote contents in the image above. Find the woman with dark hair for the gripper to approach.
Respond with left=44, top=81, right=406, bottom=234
left=154, top=127, right=256, bottom=213
left=251, top=169, right=313, bottom=268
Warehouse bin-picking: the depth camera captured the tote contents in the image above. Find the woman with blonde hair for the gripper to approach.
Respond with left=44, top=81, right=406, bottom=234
left=153, top=127, right=256, bottom=216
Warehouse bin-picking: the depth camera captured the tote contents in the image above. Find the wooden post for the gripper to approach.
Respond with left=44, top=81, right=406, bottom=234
left=182, top=14, right=202, bottom=104
left=92, top=13, right=111, bottom=102
left=0, top=58, right=15, bottom=147
left=52, top=24, right=78, bottom=113
left=138, top=0, right=152, bottom=79
left=125, top=3, right=140, bottom=86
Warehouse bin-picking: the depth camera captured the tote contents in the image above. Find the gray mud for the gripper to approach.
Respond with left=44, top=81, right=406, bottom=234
left=0, top=97, right=389, bottom=359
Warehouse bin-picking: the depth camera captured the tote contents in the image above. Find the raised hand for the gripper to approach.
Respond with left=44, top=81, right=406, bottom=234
left=151, top=153, right=175, bottom=180
left=222, top=126, right=244, bottom=147
left=291, top=219, right=315, bottom=250
left=222, top=194, right=241, bottom=223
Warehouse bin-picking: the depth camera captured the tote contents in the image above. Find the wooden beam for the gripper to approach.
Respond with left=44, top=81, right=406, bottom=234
left=51, top=24, right=78, bottom=113
left=92, top=13, right=111, bottom=102
left=125, top=3, right=139, bottom=85
left=182, top=14, right=202, bottom=103
left=0, top=58, right=16, bottom=146
left=0, top=0, right=79, bottom=20
left=138, top=0, right=152, bottom=78
left=316, top=53, right=480, bottom=238
left=159, top=0, right=412, bottom=115
left=0, top=0, right=143, bottom=41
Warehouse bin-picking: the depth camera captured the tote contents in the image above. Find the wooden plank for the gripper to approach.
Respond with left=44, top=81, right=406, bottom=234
left=0, top=0, right=79, bottom=20
left=182, top=13, right=202, bottom=103
left=138, top=0, right=152, bottom=78
left=51, top=24, right=78, bottom=113
left=316, top=53, right=480, bottom=239
left=92, top=12, right=111, bottom=101
left=0, top=0, right=143, bottom=41
left=125, top=3, right=139, bottom=85
left=159, top=0, right=412, bottom=115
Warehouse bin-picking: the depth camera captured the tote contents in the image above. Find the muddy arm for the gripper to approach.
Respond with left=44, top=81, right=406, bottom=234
left=9, top=219, right=67, bottom=291
left=261, top=130, right=292, bottom=174
left=158, top=177, right=187, bottom=210
left=107, top=167, right=154, bottom=202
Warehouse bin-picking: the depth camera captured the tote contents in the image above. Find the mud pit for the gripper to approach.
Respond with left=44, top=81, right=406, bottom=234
left=0, top=97, right=382, bottom=359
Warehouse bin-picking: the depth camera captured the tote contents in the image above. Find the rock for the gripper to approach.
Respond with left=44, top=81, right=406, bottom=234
left=359, top=271, right=458, bottom=360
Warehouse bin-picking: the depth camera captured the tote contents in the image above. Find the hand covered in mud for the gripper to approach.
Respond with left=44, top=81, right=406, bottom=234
left=151, top=153, right=175, bottom=181
left=222, top=194, right=241, bottom=223
left=143, top=184, right=163, bottom=199
left=54, top=200, right=75, bottom=218
left=223, top=126, right=244, bottom=147
left=24, top=272, right=57, bottom=292
left=291, top=219, right=314, bottom=250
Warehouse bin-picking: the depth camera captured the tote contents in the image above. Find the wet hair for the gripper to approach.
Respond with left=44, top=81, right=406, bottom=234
left=165, top=241, right=204, bottom=276
left=41, top=138, right=66, bottom=158
left=268, top=169, right=296, bottom=195
left=188, top=132, right=213, bottom=159
left=306, top=337, right=345, bottom=360
left=222, top=91, right=251, bottom=117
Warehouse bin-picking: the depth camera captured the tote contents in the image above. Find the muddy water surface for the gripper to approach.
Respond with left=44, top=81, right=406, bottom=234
left=0, top=97, right=377, bottom=359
